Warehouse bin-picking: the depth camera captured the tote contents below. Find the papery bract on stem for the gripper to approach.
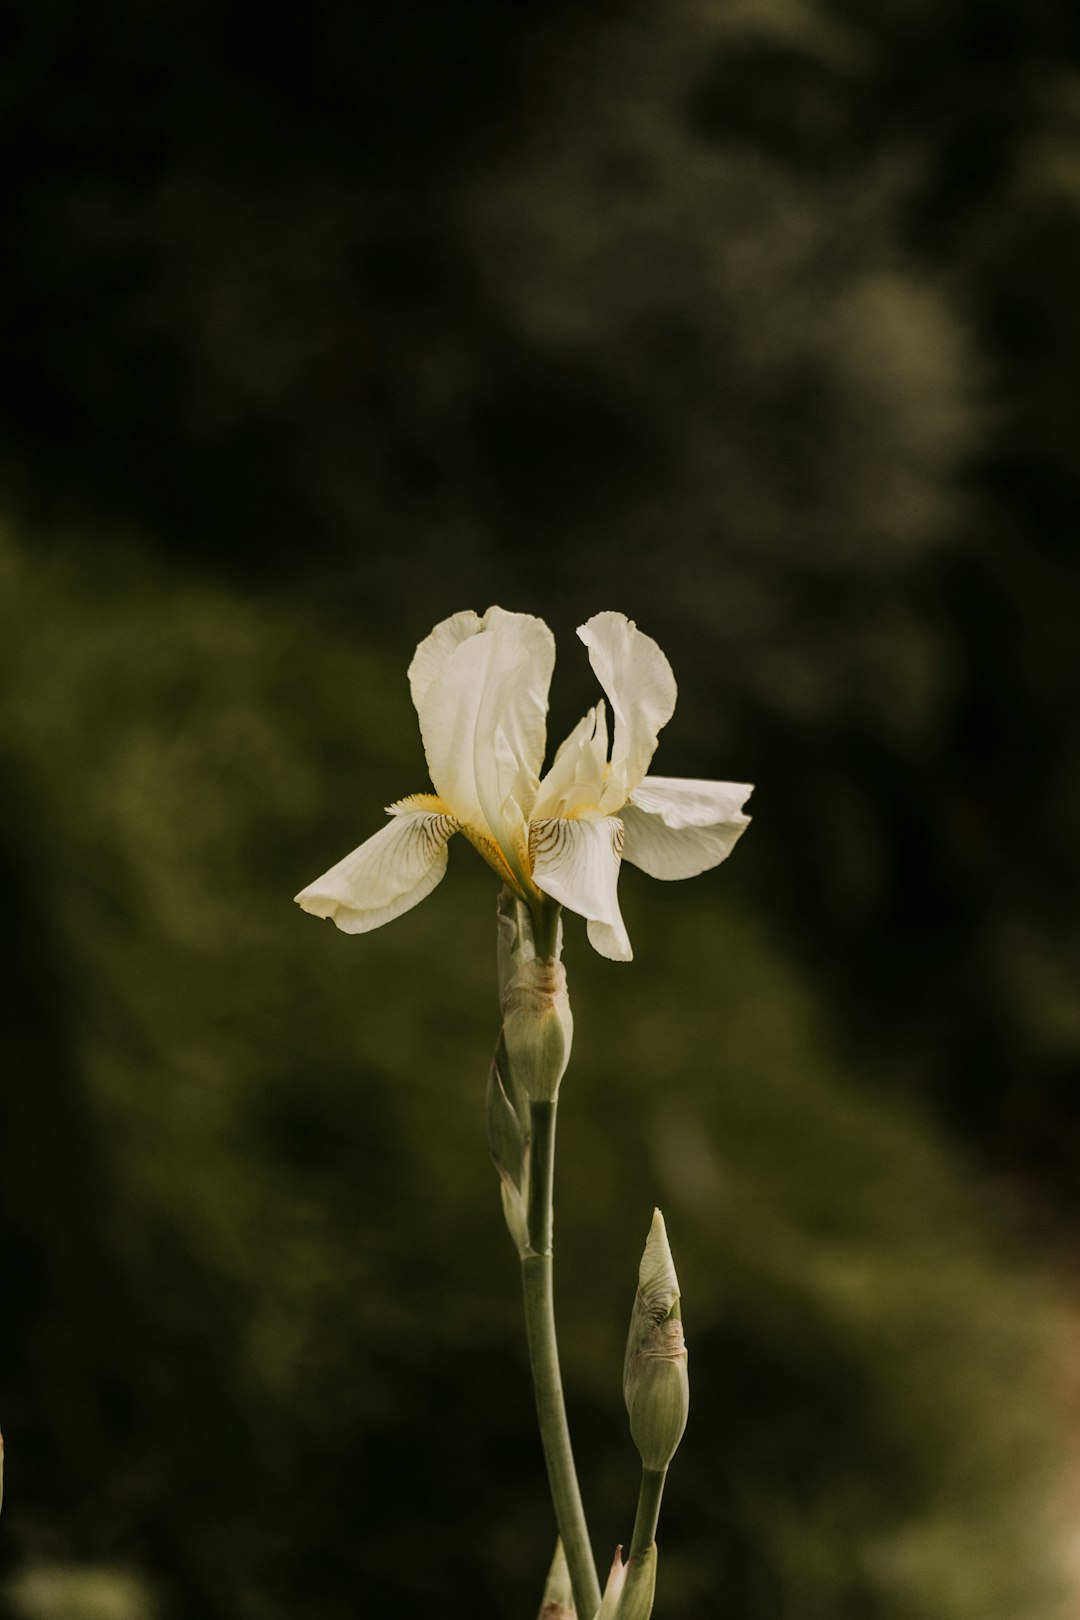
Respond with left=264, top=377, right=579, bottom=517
left=594, top=1543, right=657, bottom=1620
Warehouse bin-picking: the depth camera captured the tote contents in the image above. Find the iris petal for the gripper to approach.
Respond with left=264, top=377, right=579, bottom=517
left=622, top=776, right=752, bottom=879
left=533, top=701, right=609, bottom=820
left=577, top=613, right=677, bottom=811
left=531, top=813, right=632, bottom=961
left=410, top=607, right=554, bottom=888
left=294, top=796, right=458, bottom=933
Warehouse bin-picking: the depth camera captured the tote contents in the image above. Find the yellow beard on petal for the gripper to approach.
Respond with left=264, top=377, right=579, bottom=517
left=460, top=821, right=538, bottom=901
left=391, top=793, right=540, bottom=901
left=389, top=792, right=453, bottom=815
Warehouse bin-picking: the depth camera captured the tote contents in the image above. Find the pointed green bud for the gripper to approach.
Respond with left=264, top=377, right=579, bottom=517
left=623, top=1210, right=689, bottom=1474
left=537, top=1539, right=576, bottom=1620
left=500, top=958, right=573, bottom=1104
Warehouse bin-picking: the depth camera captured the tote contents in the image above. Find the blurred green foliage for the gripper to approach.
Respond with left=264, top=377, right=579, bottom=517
left=7, top=1565, right=155, bottom=1620
left=0, top=533, right=1068, bottom=1618
left=2, top=0, right=1080, bottom=1614
left=4, top=0, right=1080, bottom=1181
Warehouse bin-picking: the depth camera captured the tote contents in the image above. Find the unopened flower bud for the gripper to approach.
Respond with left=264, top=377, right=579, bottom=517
left=500, top=959, right=573, bottom=1103
left=624, top=1210, right=689, bottom=1474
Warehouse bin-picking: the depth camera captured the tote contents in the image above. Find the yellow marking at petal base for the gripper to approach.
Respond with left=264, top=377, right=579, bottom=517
left=388, top=792, right=452, bottom=815
left=460, top=822, right=539, bottom=901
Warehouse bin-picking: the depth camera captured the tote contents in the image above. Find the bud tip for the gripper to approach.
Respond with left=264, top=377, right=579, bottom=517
left=639, top=1208, right=680, bottom=1322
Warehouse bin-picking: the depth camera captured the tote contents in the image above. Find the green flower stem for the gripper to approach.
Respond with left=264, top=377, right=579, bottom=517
left=521, top=1100, right=601, bottom=1619
left=629, top=1467, right=668, bottom=1558
left=529, top=893, right=562, bottom=963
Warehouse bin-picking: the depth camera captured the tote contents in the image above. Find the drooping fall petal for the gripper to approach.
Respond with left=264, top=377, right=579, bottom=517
left=294, top=795, right=458, bottom=933
left=621, top=776, right=753, bottom=880
left=531, top=813, right=632, bottom=961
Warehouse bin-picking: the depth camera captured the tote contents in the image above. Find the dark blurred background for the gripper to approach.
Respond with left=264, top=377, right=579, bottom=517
left=2, top=1, right=1080, bottom=1616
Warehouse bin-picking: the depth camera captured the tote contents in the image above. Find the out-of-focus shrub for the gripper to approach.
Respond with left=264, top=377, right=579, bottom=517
left=0, top=532, right=1068, bottom=1619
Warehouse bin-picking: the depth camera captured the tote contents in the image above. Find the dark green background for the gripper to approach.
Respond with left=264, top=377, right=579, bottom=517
left=1, top=2, right=1079, bottom=1616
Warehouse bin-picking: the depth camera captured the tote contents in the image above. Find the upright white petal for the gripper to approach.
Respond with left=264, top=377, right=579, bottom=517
left=622, top=776, right=753, bottom=880
left=294, top=796, right=458, bottom=934
left=408, top=610, right=485, bottom=710
left=533, top=701, right=609, bottom=820
left=477, top=607, right=555, bottom=827
left=410, top=607, right=554, bottom=885
left=531, top=813, right=632, bottom=961
left=577, top=613, right=677, bottom=812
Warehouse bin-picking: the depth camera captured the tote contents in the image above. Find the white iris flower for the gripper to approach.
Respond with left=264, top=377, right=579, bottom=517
left=295, top=608, right=752, bottom=961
